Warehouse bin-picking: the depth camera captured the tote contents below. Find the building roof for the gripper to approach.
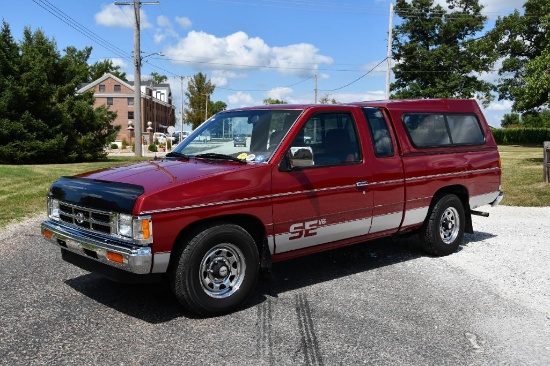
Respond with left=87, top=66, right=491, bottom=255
left=76, top=73, right=134, bottom=94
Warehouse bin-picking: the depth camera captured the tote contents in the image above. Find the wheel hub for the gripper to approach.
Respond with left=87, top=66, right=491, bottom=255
left=211, top=260, right=229, bottom=278
left=200, top=244, right=246, bottom=299
left=440, top=207, right=459, bottom=244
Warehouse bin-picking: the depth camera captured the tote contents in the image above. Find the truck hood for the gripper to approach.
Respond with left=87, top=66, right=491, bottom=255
left=50, top=158, right=271, bottom=215
left=77, top=158, right=250, bottom=193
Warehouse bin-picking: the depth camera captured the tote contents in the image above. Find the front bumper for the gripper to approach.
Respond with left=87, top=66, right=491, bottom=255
left=41, top=220, right=152, bottom=274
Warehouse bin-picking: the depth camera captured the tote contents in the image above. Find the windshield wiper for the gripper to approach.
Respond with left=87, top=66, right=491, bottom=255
left=165, top=151, right=190, bottom=159
left=195, top=153, right=247, bottom=163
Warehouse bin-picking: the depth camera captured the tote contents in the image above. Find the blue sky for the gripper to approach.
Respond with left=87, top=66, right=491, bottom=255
left=2, top=0, right=526, bottom=128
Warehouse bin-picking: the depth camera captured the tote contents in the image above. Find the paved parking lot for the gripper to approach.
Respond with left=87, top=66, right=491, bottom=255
left=1, top=207, right=549, bottom=365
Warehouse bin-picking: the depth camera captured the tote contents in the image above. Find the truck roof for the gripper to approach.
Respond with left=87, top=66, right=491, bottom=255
left=223, top=99, right=481, bottom=114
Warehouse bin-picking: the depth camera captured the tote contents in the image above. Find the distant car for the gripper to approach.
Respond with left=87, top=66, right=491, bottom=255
left=153, top=132, right=167, bottom=144
left=172, top=131, right=192, bottom=145
left=233, top=134, right=247, bottom=147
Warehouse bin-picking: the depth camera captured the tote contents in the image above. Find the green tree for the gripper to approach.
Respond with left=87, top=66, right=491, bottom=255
left=149, top=71, right=168, bottom=84
left=184, top=72, right=215, bottom=129
left=88, top=58, right=127, bottom=82
left=487, top=0, right=550, bottom=112
left=319, top=94, right=338, bottom=104
left=0, top=23, right=117, bottom=164
left=210, top=100, right=227, bottom=115
left=391, top=0, right=496, bottom=106
left=500, top=113, right=520, bottom=128
left=263, top=98, right=287, bottom=104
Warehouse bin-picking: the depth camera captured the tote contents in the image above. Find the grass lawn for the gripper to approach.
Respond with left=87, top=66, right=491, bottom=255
left=498, top=145, right=550, bottom=207
left=0, top=146, right=548, bottom=229
left=0, top=157, right=146, bottom=229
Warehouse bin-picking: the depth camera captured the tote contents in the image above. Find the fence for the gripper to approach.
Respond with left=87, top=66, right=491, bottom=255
left=545, top=141, right=550, bottom=183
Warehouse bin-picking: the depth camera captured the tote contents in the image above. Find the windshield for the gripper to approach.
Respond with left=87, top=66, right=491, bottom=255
left=172, top=109, right=303, bottom=162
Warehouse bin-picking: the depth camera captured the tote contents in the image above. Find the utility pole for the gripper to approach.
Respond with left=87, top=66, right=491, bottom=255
left=385, top=2, right=394, bottom=100
left=314, top=73, right=318, bottom=104
left=180, top=75, right=186, bottom=129
left=115, top=0, right=159, bottom=157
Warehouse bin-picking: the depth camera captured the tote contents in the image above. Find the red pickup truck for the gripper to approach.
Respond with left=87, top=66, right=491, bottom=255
left=41, top=99, right=502, bottom=315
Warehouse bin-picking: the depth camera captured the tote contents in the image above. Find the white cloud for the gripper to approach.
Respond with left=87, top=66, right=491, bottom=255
left=175, top=16, right=192, bottom=29
left=109, top=58, right=128, bottom=69
left=211, top=70, right=246, bottom=87
left=227, top=92, right=255, bottom=107
left=154, top=15, right=179, bottom=44
left=266, top=87, right=293, bottom=101
left=164, top=31, right=333, bottom=77
left=95, top=4, right=152, bottom=29
left=481, top=99, right=513, bottom=127
left=486, top=99, right=513, bottom=111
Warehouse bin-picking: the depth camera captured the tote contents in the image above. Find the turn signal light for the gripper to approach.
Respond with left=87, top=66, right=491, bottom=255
left=43, top=230, right=52, bottom=239
left=141, top=219, right=151, bottom=240
left=107, top=251, right=124, bottom=264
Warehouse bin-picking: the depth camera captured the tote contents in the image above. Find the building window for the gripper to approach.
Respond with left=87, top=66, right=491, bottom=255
left=106, top=97, right=113, bottom=105
left=127, top=97, right=134, bottom=106
left=99, top=84, right=106, bottom=92
left=128, top=111, right=134, bottom=119
left=114, top=85, right=121, bottom=92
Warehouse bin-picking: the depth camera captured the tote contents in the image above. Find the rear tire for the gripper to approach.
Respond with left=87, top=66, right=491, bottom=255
left=169, top=223, right=259, bottom=316
left=420, top=194, right=465, bottom=256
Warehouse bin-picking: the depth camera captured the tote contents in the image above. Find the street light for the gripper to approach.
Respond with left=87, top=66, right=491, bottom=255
left=201, top=93, right=210, bottom=121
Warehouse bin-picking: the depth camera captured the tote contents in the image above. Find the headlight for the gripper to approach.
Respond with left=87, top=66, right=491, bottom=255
left=48, top=198, right=60, bottom=220
left=118, top=214, right=133, bottom=237
left=117, top=214, right=153, bottom=244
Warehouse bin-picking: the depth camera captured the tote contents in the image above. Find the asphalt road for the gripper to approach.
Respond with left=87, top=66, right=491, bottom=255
left=1, top=208, right=549, bottom=366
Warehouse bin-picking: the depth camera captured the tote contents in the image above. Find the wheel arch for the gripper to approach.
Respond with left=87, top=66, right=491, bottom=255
left=429, top=184, right=473, bottom=234
left=168, top=214, right=269, bottom=271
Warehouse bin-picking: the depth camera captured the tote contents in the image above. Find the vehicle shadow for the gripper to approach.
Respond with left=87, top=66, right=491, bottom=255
left=64, top=232, right=494, bottom=323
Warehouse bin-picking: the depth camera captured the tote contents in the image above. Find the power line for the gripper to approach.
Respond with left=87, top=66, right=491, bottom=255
left=32, top=0, right=133, bottom=61
left=319, top=57, right=388, bottom=92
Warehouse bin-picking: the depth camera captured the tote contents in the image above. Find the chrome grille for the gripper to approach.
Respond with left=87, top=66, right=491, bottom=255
left=58, top=202, right=115, bottom=235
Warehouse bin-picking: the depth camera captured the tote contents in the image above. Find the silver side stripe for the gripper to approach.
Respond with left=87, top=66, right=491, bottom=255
left=405, top=167, right=500, bottom=183
left=402, top=206, right=429, bottom=227
left=371, top=211, right=403, bottom=233
left=275, top=217, right=373, bottom=253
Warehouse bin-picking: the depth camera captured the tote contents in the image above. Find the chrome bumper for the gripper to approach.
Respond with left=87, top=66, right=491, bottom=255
left=41, top=220, right=152, bottom=274
left=491, top=191, right=504, bottom=207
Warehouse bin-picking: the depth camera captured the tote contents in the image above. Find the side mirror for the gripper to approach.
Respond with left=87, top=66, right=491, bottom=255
left=278, top=147, right=314, bottom=172
left=278, top=151, right=292, bottom=172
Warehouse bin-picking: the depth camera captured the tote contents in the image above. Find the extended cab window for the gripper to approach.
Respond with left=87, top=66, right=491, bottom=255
left=402, top=113, right=485, bottom=148
left=292, top=112, right=361, bottom=166
left=363, top=107, right=394, bottom=157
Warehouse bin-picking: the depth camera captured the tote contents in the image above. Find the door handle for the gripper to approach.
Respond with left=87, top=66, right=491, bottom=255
left=355, top=181, right=369, bottom=188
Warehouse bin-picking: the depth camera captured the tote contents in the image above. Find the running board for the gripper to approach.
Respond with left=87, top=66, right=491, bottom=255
left=471, top=210, right=489, bottom=217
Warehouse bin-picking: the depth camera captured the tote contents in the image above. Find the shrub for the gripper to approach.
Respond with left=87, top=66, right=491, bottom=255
left=492, top=128, right=550, bottom=145
left=121, top=138, right=128, bottom=149
left=167, top=139, right=172, bottom=150
left=110, top=143, right=118, bottom=149
left=148, top=144, right=157, bottom=152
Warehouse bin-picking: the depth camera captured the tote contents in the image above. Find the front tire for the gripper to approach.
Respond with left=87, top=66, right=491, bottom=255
left=169, top=223, right=259, bottom=316
left=420, top=194, right=465, bottom=256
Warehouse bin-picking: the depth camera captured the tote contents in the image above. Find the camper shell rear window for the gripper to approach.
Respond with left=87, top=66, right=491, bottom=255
left=402, top=113, right=485, bottom=148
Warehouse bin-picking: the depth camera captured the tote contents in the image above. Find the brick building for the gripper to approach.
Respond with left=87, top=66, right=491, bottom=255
left=77, top=73, right=176, bottom=144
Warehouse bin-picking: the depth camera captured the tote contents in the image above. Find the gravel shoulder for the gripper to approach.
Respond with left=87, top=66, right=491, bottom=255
left=1, top=206, right=549, bottom=365
left=445, top=206, right=550, bottom=316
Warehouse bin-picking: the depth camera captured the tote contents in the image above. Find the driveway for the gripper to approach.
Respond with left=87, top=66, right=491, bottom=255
left=1, top=206, right=549, bottom=365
